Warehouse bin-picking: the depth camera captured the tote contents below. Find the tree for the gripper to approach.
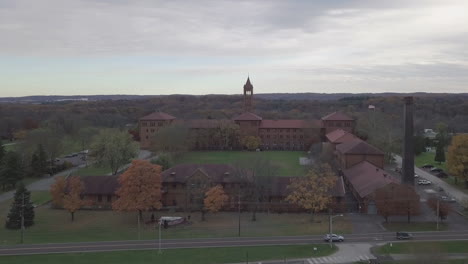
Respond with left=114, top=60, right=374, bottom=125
left=50, top=176, right=67, bottom=208
left=23, top=128, right=63, bottom=174
left=427, top=197, right=451, bottom=221
left=150, top=124, right=193, bottom=155
left=30, top=144, right=48, bottom=177
left=63, top=176, right=87, bottom=222
left=447, top=134, right=468, bottom=188
left=434, top=142, right=445, bottom=165
left=286, top=164, right=337, bottom=220
left=5, top=183, right=34, bottom=229
left=204, top=185, right=229, bottom=214
left=241, top=136, right=261, bottom=151
left=112, top=160, right=162, bottom=222
left=151, top=154, right=172, bottom=171
left=0, top=141, right=5, bottom=163
left=0, top=151, right=24, bottom=190
left=90, top=129, right=138, bottom=175
left=435, top=122, right=450, bottom=148
left=414, top=135, right=426, bottom=156
left=77, top=127, right=99, bottom=152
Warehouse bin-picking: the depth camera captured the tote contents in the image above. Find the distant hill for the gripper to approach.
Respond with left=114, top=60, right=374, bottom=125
left=1, top=92, right=467, bottom=103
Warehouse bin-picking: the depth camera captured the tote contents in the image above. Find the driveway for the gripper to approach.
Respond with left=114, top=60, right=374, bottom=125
left=394, top=155, right=468, bottom=203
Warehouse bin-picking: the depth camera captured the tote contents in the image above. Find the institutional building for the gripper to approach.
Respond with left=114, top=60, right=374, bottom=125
left=139, top=78, right=356, bottom=150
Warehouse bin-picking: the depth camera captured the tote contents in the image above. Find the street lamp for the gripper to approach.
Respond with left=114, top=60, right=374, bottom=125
left=157, top=218, right=162, bottom=254
left=328, top=214, right=343, bottom=248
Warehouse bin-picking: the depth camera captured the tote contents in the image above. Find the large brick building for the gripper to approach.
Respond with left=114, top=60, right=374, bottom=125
left=139, top=78, right=355, bottom=150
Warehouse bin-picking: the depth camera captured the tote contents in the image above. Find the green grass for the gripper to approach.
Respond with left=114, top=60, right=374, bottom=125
left=0, top=197, right=351, bottom=244
left=0, top=244, right=336, bottom=264
left=2, top=142, right=18, bottom=152
left=73, top=165, right=112, bottom=176
left=175, top=151, right=307, bottom=177
left=382, top=222, right=448, bottom=232
left=415, top=152, right=447, bottom=171
left=377, top=241, right=468, bottom=255
left=31, top=191, right=51, bottom=206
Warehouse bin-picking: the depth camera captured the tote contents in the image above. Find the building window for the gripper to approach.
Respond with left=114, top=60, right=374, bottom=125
left=279, top=135, right=283, bottom=138
left=145, top=136, right=148, bottom=139
left=173, top=200, right=177, bottom=206
left=146, top=129, right=149, bottom=132
left=345, top=122, right=351, bottom=127
left=158, top=122, right=163, bottom=126
left=279, top=129, right=283, bottom=133
left=267, top=129, right=270, bottom=132
left=98, top=195, right=102, bottom=202
left=150, top=122, right=155, bottom=127
left=336, top=122, right=342, bottom=127
left=151, top=129, right=155, bottom=132
left=141, top=122, right=147, bottom=127
left=172, top=183, right=177, bottom=188
left=107, top=195, right=112, bottom=202
left=300, top=135, right=303, bottom=139
left=267, top=135, right=270, bottom=138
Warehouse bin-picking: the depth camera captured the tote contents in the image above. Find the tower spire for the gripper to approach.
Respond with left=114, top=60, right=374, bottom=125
left=243, top=76, right=253, bottom=112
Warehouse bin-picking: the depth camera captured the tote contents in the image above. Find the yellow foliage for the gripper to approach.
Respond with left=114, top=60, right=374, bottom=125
left=204, top=185, right=229, bottom=213
left=50, top=176, right=67, bottom=207
left=286, top=163, right=337, bottom=213
left=447, top=134, right=468, bottom=184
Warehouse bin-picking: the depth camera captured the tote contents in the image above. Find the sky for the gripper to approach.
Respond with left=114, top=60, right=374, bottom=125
left=1, top=0, right=467, bottom=97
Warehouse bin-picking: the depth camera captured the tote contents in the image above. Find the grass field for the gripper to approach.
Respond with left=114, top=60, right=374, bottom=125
left=415, top=152, right=447, bottom=171
left=382, top=222, right=448, bottom=232
left=0, top=196, right=351, bottom=244
left=0, top=244, right=337, bottom=264
left=377, top=241, right=468, bottom=255
left=175, top=151, right=307, bottom=177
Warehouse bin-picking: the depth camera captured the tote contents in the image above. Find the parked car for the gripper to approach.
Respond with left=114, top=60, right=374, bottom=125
left=323, top=234, right=344, bottom=242
left=418, top=179, right=432, bottom=185
left=436, top=172, right=448, bottom=178
left=396, top=232, right=413, bottom=240
left=440, top=196, right=456, bottom=203
left=422, top=164, right=434, bottom=169
left=414, top=174, right=419, bottom=178
left=431, top=168, right=444, bottom=173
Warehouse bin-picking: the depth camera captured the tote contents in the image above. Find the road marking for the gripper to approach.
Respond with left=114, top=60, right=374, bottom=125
left=307, top=259, right=314, bottom=264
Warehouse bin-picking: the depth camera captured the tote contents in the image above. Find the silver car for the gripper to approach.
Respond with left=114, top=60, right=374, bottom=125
left=324, top=234, right=344, bottom=242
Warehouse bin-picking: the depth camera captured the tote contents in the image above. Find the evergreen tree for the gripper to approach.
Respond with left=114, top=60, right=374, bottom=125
left=30, top=144, right=48, bottom=177
left=435, top=142, right=446, bottom=165
left=0, top=151, right=23, bottom=190
left=0, top=141, right=5, bottom=163
left=5, top=183, right=35, bottom=229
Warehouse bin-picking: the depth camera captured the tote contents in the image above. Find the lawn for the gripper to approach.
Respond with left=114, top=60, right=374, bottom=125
left=415, top=152, right=447, bottom=171
left=0, top=244, right=336, bottom=264
left=31, top=191, right=52, bottom=206
left=377, top=241, right=468, bottom=255
left=175, top=151, right=307, bottom=177
left=382, top=222, right=448, bottom=232
left=0, top=198, right=351, bottom=244
left=73, top=165, right=112, bottom=176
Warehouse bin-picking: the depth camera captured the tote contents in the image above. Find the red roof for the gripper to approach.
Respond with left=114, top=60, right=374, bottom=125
left=321, top=112, right=354, bottom=121
left=336, top=138, right=384, bottom=155
left=140, top=111, right=176, bottom=121
left=233, top=112, right=262, bottom=121
left=326, top=129, right=358, bottom=144
left=260, top=119, right=321, bottom=129
left=343, top=161, right=398, bottom=198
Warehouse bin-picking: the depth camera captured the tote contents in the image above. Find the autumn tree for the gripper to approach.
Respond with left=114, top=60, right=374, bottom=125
left=204, top=185, right=229, bottom=215
left=447, top=134, right=468, bottom=188
left=50, top=176, right=67, bottom=208
left=112, top=160, right=162, bottom=227
left=63, top=176, right=87, bottom=222
left=286, top=163, right=337, bottom=220
left=241, top=136, right=261, bottom=151
left=90, top=129, right=138, bottom=175
left=427, top=197, right=451, bottom=221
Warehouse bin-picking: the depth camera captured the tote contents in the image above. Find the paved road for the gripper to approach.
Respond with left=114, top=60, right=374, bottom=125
left=2, top=231, right=468, bottom=256
left=394, top=155, right=468, bottom=203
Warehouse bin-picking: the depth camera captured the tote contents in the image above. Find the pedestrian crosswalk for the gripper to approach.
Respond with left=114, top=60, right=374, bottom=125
left=307, top=255, right=373, bottom=264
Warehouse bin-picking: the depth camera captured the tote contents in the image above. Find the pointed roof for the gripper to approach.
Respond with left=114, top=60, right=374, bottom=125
left=321, top=112, right=354, bottom=121
left=343, top=161, right=398, bottom=198
left=233, top=112, right=262, bottom=121
left=336, top=138, right=384, bottom=155
left=244, top=77, right=253, bottom=90
left=326, top=129, right=359, bottom=144
left=140, top=111, right=176, bottom=121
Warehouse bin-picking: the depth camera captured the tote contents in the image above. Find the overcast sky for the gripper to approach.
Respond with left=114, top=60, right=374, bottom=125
left=1, top=0, right=467, bottom=96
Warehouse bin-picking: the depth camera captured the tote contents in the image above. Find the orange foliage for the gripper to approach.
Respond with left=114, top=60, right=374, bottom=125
left=204, top=185, right=229, bottom=213
left=112, top=160, right=162, bottom=213
left=50, top=176, right=67, bottom=207
left=63, top=176, right=87, bottom=221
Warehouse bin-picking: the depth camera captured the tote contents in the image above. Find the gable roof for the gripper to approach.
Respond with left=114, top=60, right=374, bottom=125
left=336, top=138, right=384, bottom=155
left=140, top=111, right=176, bottom=121
left=233, top=112, right=262, bottom=121
left=326, top=129, right=358, bottom=144
left=343, top=161, right=398, bottom=198
left=260, top=119, right=321, bottom=129
left=321, top=112, right=354, bottom=121
left=80, top=176, right=119, bottom=195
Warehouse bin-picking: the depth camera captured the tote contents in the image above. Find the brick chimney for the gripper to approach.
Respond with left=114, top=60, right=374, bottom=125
left=402, top=96, right=415, bottom=185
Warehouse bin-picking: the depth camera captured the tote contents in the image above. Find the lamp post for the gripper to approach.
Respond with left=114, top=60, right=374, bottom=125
left=328, top=214, right=343, bottom=248
left=157, top=218, right=162, bottom=254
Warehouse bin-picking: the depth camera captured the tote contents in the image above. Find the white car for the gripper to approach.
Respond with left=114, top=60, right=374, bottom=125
left=418, top=179, right=432, bottom=185
left=414, top=174, right=419, bottom=178
left=324, top=234, right=344, bottom=242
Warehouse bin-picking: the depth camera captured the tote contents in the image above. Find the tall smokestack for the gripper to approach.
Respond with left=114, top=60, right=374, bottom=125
left=402, top=96, right=414, bottom=185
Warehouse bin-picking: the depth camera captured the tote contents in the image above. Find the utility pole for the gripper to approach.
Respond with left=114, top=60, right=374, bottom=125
left=238, top=193, right=241, bottom=237
left=20, top=193, right=25, bottom=244
left=158, top=219, right=162, bottom=254
left=436, top=198, right=440, bottom=231
left=328, top=212, right=332, bottom=249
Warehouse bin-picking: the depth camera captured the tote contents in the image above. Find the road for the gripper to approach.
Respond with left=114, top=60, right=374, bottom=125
left=394, top=155, right=468, bottom=203
left=1, top=231, right=468, bottom=256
